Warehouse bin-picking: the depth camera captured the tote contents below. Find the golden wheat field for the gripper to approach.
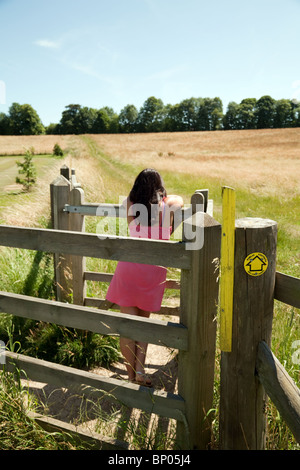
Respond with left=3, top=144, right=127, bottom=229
left=0, top=135, right=77, bottom=156
left=0, top=127, right=299, bottom=200
left=89, top=128, right=300, bottom=197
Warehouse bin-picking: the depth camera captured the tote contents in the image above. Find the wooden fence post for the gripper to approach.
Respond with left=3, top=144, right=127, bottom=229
left=60, top=164, right=70, bottom=181
left=69, top=184, right=86, bottom=305
left=219, top=217, right=277, bottom=450
left=50, top=169, right=71, bottom=302
left=177, top=209, right=221, bottom=450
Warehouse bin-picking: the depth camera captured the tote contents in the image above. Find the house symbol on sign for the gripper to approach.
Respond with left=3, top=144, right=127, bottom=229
left=244, top=252, right=268, bottom=276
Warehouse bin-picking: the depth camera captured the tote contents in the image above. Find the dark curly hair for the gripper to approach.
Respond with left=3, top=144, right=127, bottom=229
left=129, top=168, right=167, bottom=225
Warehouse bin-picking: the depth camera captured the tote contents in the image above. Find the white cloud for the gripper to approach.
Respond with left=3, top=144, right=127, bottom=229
left=35, top=39, right=60, bottom=49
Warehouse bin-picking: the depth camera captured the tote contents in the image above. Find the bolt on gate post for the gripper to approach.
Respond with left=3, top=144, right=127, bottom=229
left=219, top=217, right=277, bottom=450
left=177, top=193, right=221, bottom=450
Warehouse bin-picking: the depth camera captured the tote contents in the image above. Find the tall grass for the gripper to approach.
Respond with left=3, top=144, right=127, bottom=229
left=0, top=368, right=85, bottom=450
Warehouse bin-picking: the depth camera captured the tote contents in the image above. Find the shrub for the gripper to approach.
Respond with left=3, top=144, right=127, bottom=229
left=16, top=148, right=37, bottom=191
left=52, top=143, right=64, bottom=157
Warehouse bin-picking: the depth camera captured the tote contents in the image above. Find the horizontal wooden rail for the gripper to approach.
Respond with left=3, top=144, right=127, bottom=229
left=256, top=341, right=300, bottom=444
left=64, top=203, right=127, bottom=217
left=0, top=291, right=188, bottom=350
left=84, top=271, right=181, bottom=290
left=5, top=352, right=186, bottom=422
left=274, top=272, right=300, bottom=309
left=63, top=202, right=211, bottom=218
left=27, top=411, right=129, bottom=450
left=84, top=297, right=180, bottom=316
left=0, top=225, right=191, bottom=269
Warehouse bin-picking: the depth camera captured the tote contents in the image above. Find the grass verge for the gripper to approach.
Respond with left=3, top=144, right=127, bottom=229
left=0, top=368, right=85, bottom=450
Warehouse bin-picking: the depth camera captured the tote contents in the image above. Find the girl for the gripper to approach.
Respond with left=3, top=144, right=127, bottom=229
left=106, top=168, right=183, bottom=387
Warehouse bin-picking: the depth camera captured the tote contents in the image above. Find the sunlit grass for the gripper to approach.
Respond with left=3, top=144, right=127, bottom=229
left=0, top=369, right=83, bottom=450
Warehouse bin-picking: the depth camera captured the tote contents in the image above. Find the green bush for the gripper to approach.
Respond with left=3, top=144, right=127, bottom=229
left=16, top=148, right=37, bottom=191
left=24, top=323, right=120, bottom=369
left=1, top=313, right=119, bottom=369
left=52, top=143, right=64, bottom=157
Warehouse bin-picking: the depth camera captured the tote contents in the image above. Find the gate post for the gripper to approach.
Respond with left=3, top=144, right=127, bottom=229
left=69, top=184, right=86, bottom=305
left=177, top=210, right=221, bottom=449
left=219, top=217, right=277, bottom=450
left=50, top=170, right=71, bottom=302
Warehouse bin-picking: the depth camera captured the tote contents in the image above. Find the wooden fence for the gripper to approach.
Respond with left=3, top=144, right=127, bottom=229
left=219, top=218, right=300, bottom=449
left=0, top=167, right=219, bottom=450
left=0, top=165, right=299, bottom=450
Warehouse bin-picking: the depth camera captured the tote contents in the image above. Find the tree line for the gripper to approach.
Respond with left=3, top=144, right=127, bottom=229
left=1, top=95, right=299, bottom=135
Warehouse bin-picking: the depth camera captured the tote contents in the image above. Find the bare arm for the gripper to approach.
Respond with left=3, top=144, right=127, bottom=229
left=164, top=195, right=184, bottom=209
left=164, top=195, right=184, bottom=233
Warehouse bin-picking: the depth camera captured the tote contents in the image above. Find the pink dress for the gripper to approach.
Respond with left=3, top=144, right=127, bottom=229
left=106, top=201, right=172, bottom=312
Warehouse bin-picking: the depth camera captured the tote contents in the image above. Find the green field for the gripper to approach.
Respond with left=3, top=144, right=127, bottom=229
left=0, top=154, right=57, bottom=192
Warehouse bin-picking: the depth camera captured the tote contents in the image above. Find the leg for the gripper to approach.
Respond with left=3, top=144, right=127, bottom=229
left=135, top=309, right=152, bottom=386
left=119, top=306, right=139, bottom=382
left=119, top=337, right=136, bottom=382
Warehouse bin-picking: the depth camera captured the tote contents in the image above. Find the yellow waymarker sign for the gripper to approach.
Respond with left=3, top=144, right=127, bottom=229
left=244, top=252, right=268, bottom=276
left=220, top=187, right=235, bottom=352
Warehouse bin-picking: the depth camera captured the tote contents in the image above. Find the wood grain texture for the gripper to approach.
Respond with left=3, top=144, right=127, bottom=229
left=220, top=217, right=278, bottom=450
left=5, top=352, right=186, bottom=422
left=0, top=224, right=191, bottom=269
left=256, top=341, right=300, bottom=444
left=0, top=291, right=187, bottom=350
left=274, top=272, right=300, bottom=309
left=177, top=211, right=221, bottom=449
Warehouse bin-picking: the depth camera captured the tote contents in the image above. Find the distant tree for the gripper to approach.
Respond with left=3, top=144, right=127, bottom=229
left=255, top=95, right=276, bottom=129
left=239, top=98, right=257, bottom=129
left=103, top=107, right=119, bottom=133
left=198, top=97, right=223, bottom=130
left=163, top=104, right=181, bottom=132
left=8, top=103, right=45, bottom=135
left=177, top=98, right=202, bottom=131
left=136, top=96, right=165, bottom=132
left=118, top=104, right=138, bottom=133
left=91, top=107, right=119, bottom=133
left=211, top=102, right=224, bottom=130
left=16, top=148, right=37, bottom=191
left=223, top=102, right=240, bottom=130
left=92, top=108, right=110, bottom=133
left=197, top=98, right=209, bottom=131
left=274, top=99, right=294, bottom=128
left=45, top=123, right=60, bottom=135
left=0, top=112, right=10, bottom=134
left=291, top=100, right=300, bottom=127
left=78, top=106, right=97, bottom=133
left=59, top=104, right=83, bottom=134
left=15, top=93, right=300, bottom=137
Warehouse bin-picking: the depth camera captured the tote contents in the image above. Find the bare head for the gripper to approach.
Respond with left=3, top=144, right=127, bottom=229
left=129, top=168, right=167, bottom=224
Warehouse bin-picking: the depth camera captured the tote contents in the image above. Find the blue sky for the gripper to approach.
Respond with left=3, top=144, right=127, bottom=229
left=0, top=0, right=300, bottom=126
